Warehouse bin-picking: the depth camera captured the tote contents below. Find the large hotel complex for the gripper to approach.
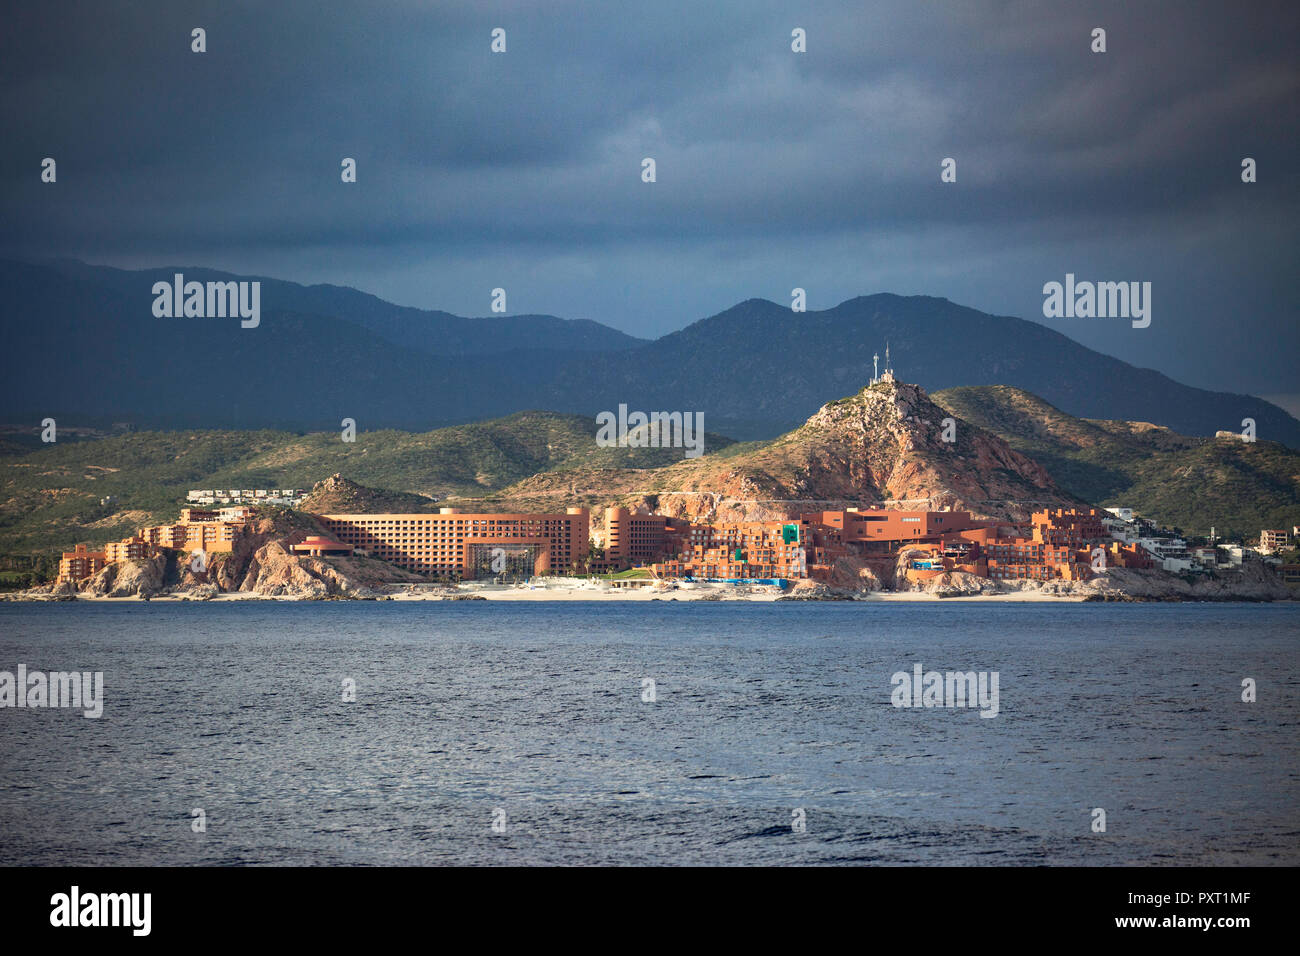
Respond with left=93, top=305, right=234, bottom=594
left=316, top=508, right=590, bottom=579
left=644, top=506, right=1153, bottom=584
left=58, top=498, right=1160, bottom=587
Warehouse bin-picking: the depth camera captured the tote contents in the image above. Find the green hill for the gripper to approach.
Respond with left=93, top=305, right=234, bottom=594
left=933, top=386, right=1299, bottom=538
left=0, top=411, right=735, bottom=555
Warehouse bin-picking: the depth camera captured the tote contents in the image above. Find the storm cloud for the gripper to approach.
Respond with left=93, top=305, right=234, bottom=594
left=2, top=0, right=1296, bottom=405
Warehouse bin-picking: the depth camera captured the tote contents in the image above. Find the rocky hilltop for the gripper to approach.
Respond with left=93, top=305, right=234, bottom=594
left=495, top=378, right=1080, bottom=522
left=737, top=379, right=1074, bottom=516
left=298, top=473, right=438, bottom=515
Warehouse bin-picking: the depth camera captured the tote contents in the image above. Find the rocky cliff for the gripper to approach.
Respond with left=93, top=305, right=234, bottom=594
left=1067, top=563, right=1292, bottom=602
left=80, top=553, right=169, bottom=598
left=193, top=508, right=425, bottom=598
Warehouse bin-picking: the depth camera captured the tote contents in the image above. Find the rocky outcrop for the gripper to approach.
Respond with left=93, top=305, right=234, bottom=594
left=190, top=508, right=324, bottom=592
left=778, top=581, right=859, bottom=600
left=974, top=562, right=1293, bottom=602
left=177, top=583, right=219, bottom=601
left=767, top=381, right=1075, bottom=519
left=237, top=540, right=333, bottom=598
left=233, top=540, right=427, bottom=598
left=299, top=473, right=435, bottom=515
left=79, top=554, right=168, bottom=598
left=822, top=554, right=886, bottom=592
left=914, top=570, right=1003, bottom=597
left=2, top=579, right=78, bottom=601
left=1072, top=564, right=1292, bottom=602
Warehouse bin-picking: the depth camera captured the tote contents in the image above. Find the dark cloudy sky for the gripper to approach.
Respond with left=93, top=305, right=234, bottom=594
left=3, top=1, right=1297, bottom=410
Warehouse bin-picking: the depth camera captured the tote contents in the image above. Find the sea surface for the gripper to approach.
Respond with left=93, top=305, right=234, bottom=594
left=1, top=600, right=1297, bottom=866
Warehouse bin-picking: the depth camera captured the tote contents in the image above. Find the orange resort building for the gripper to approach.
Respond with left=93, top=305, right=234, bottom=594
left=103, top=536, right=152, bottom=562
left=290, top=536, right=355, bottom=558
left=648, top=507, right=1152, bottom=584
left=317, top=508, right=590, bottom=579
left=58, top=544, right=108, bottom=583
left=137, top=507, right=253, bottom=554
left=59, top=507, right=256, bottom=583
left=597, top=507, right=693, bottom=570
left=651, top=520, right=810, bottom=581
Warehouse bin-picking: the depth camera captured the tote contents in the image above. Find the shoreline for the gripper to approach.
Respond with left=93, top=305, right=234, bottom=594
left=6, top=584, right=1293, bottom=604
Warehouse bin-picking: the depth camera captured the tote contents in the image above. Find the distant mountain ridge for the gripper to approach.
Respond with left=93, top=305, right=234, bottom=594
left=547, top=295, right=1299, bottom=446
left=3, top=258, right=1296, bottom=449
left=33, top=258, right=647, bottom=355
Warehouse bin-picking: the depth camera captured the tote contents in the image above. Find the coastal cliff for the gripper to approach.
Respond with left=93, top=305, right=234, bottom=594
left=8, top=505, right=424, bottom=600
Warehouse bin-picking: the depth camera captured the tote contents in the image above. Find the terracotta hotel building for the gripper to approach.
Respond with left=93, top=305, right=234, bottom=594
left=318, top=507, right=589, bottom=578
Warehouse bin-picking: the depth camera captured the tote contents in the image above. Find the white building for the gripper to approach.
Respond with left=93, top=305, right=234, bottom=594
left=1192, top=547, right=1218, bottom=568
left=1103, top=517, right=1138, bottom=543
left=1138, top=536, right=1195, bottom=573
left=1218, top=545, right=1244, bottom=567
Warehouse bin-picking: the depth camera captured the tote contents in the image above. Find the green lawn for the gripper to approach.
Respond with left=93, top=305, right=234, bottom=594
left=589, top=567, right=654, bottom=580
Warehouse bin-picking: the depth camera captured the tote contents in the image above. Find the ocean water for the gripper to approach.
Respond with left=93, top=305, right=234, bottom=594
left=0, top=600, right=1296, bottom=866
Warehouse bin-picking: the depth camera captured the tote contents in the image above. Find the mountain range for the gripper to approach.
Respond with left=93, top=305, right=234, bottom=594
left=2, top=258, right=1296, bottom=448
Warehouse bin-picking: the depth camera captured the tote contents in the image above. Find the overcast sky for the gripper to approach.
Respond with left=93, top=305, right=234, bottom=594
left=3, top=1, right=1297, bottom=409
